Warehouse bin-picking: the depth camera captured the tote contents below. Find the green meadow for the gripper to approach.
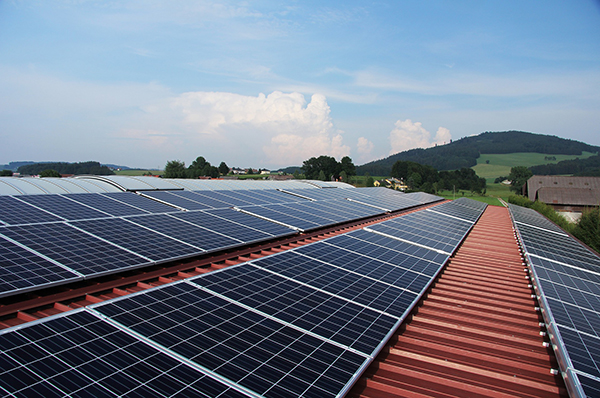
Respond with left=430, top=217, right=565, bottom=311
left=473, top=151, right=596, bottom=183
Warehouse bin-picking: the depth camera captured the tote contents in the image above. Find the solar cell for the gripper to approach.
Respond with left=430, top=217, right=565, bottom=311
left=0, top=223, right=151, bottom=276
left=238, top=205, right=322, bottom=231
left=0, top=196, right=64, bottom=225
left=251, top=250, right=419, bottom=319
left=294, top=239, right=436, bottom=294
left=124, top=213, right=242, bottom=252
left=64, top=192, right=151, bottom=217
left=510, top=204, right=600, bottom=396
left=518, top=224, right=600, bottom=271
left=509, top=204, right=566, bottom=235
left=101, top=192, right=181, bottom=213
left=94, top=282, right=368, bottom=398
left=0, top=310, right=245, bottom=397
left=0, top=235, right=81, bottom=297
left=192, top=263, right=400, bottom=355
left=205, top=208, right=297, bottom=238
left=15, top=194, right=111, bottom=221
left=171, top=210, right=278, bottom=243
left=141, top=191, right=213, bottom=210
left=72, top=218, right=201, bottom=263
left=193, top=190, right=251, bottom=207
left=427, top=202, right=482, bottom=223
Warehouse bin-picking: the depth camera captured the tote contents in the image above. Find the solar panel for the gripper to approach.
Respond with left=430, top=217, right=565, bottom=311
left=0, top=235, right=81, bottom=297
left=427, top=201, right=482, bottom=223
left=64, top=192, right=151, bottom=217
left=223, top=190, right=272, bottom=206
left=0, top=310, right=246, bottom=397
left=72, top=218, right=202, bottom=263
left=0, top=223, right=151, bottom=276
left=509, top=203, right=566, bottom=234
left=141, top=191, right=213, bottom=210
left=336, top=229, right=450, bottom=269
left=0, top=196, right=64, bottom=225
left=517, top=224, right=600, bottom=271
left=287, top=201, right=350, bottom=223
left=94, top=282, right=369, bottom=398
left=124, top=213, right=243, bottom=252
left=101, top=192, right=181, bottom=213
left=192, top=263, right=399, bottom=355
left=251, top=250, right=419, bottom=319
left=15, top=194, right=111, bottom=221
left=170, top=210, right=276, bottom=244
left=294, top=238, right=437, bottom=294
left=510, top=205, right=600, bottom=396
left=205, top=208, right=297, bottom=238
left=191, top=190, right=250, bottom=207
left=365, top=210, right=474, bottom=254
left=238, top=205, right=322, bottom=231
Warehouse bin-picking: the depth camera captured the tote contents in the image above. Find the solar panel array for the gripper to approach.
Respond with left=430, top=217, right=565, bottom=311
left=0, top=187, right=442, bottom=299
left=0, top=198, right=485, bottom=397
left=509, top=204, right=600, bottom=397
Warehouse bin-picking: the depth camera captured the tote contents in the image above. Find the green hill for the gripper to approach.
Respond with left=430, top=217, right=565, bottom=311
left=357, top=131, right=600, bottom=176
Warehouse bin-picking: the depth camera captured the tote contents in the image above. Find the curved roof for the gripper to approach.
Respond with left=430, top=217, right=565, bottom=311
left=77, top=176, right=355, bottom=191
left=0, top=177, right=120, bottom=195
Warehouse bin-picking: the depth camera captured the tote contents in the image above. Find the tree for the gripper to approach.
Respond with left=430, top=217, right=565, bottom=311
left=218, top=162, right=229, bottom=175
left=340, top=156, right=356, bottom=176
left=164, top=160, right=187, bottom=178
left=507, top=166, right=533, bottom=193
left=40, top=169, right=61, bottom=178
left=572, top=208, right=600, bottom=253
left=302, top=156, right=337, bottom=180
left=318, top=170, right=327, bottom=181
left=339, top=171, right=348, bottom=182
left=365, top=173, right=374, bottom=187
left=0, top=170, right=12, bottom=176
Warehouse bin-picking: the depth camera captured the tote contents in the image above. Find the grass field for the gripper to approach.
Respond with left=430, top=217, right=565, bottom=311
left=473, top=151, right=596, bottom=182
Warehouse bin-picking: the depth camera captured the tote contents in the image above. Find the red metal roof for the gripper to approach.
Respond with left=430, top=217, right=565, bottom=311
left=350, top=205, right=568, bottom=398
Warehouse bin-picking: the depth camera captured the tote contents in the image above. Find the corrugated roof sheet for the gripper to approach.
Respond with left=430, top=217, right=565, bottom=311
left=350, top=205, right=568, bottom=398
left=527, top=175, right=600, bottom=204
left=536, top=187, right=600, bottom=206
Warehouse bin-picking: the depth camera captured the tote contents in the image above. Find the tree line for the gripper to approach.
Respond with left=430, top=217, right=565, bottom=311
left=390, top=160, right=487, bottom=194
left=300, top=155, right=356, bottom=182
left=16, top=161, right=114, bottom=176
left=163, top=157, right=230, bottom=178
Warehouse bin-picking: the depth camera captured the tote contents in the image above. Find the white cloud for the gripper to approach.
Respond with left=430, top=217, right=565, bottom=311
left=389, top=119, right=451, bottom=155
left=159, top=90, right=349, bottom=167
left=356, top=136, right=374, bottom=162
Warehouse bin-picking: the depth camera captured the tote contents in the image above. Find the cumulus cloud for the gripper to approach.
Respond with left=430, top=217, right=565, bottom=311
left=389, top=119, right=451, bottom=155
left=356, top=136, right=374, bottom=162
left=163, top=91, right=349, bottom=167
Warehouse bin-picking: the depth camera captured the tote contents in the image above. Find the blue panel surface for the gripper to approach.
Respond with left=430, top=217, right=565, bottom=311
left=0, top=235, right=81, bottom=297
left=193, top=263, right=399, bottom=355
left=0, top=223, right=151, bottom=276
left=125, top=213, right=242, bottom=252
left=95, top=283, right=368, bottom=398
left=101, top=192, right=181, bottom=213
left=0, top=196, right=63, bottom=225
left=142, top=191, right=213, bottom=210
left=72, top=218, right=201, bottom=263
left=0, top=310, right=244, bottom=398
left=17, top=194, right=110, bottom=221
left=65, top=193, right=151, bottom=217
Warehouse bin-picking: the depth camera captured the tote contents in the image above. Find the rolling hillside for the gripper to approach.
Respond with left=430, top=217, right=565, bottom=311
left=357, top=131, right=600, bottom=176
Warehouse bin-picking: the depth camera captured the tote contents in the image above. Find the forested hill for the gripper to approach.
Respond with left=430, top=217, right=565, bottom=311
left=357, top=131, right=600, bottom=176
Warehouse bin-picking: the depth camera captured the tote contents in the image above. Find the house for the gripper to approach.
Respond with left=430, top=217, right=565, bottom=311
left=525, top=175, right=600, bottom=212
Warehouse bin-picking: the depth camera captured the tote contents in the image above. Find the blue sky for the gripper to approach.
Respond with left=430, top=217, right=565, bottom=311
left=1, top=1, right=599, bottom=169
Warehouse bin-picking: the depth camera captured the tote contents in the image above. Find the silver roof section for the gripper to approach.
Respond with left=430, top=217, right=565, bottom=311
left=0, top=177, right=121, bottom=195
